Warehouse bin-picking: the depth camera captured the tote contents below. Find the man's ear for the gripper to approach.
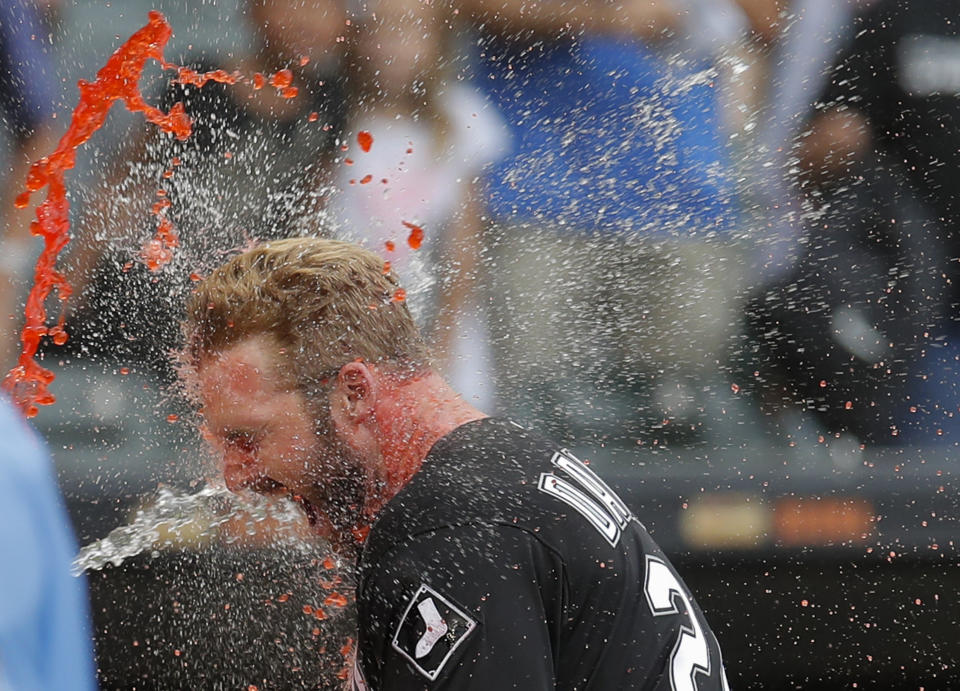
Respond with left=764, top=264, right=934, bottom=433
left=334, top=361, right=377, bottom=423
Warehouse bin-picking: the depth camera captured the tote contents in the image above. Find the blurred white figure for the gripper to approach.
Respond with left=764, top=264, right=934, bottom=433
left=330, top=0, right=508, bottom=410
left=747, top=0, right=860, bottom=282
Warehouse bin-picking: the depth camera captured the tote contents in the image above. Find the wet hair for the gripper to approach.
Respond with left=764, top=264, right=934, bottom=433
left=184, top=237, right=430, bottom=393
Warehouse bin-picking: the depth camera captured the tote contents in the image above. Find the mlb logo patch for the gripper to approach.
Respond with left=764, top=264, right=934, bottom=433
left=391, top=583, right=477, bottom=681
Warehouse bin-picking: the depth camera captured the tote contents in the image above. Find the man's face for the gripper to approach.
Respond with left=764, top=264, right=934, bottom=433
left=197, top=336, right=368, bottom=550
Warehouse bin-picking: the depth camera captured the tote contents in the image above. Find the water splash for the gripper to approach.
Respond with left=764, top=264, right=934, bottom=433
left=73, top=483, right=319, bottom=575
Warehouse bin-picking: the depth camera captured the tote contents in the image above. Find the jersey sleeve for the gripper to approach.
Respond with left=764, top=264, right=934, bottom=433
left=355, top=524, right=566, bottom=690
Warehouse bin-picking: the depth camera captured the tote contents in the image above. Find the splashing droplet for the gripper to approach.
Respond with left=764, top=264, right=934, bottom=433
left=402, top=221, right=424, bottom=250
left=357, top=130, right=373, bottom=152
left=269, top=69, right=293, bottom=89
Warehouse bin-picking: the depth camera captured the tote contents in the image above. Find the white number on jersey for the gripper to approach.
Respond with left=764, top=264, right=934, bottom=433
left=644, top=555, right=730, bottom=691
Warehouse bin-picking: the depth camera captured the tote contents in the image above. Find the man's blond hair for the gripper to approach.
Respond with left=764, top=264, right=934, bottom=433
left=184, top=237, right=429, bottom=389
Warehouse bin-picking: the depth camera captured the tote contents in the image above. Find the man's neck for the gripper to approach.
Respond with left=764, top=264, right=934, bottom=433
left=368, top=370, right=487, bottom=513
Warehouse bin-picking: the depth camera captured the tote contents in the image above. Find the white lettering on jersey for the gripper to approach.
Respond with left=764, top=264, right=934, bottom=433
left=553, top=450, right=632, bottom=530
left=539, top=472, right=622, bottom=546
left=538, top=449, right=634, bottom=547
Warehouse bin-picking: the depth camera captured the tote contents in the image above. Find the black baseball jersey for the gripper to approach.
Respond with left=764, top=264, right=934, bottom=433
left=354, top=418, right=730, bottom=690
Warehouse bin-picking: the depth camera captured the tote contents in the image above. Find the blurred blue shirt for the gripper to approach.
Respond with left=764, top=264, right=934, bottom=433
left=473, top=34, right=736, bottom=238
left=0, top=1, right=56, bottom=143
left=0, top=397, right=95, bottom=691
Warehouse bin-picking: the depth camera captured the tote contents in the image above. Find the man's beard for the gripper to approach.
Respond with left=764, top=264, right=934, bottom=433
left=301, top=432, right=371, bottom=556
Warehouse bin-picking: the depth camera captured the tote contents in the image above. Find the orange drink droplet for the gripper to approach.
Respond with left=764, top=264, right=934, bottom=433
left=357, top=130, right=373, bottom=152
left=402, top=221, right=424, bottom=250
left=269, top=69, right=293, bottom=88
left=49, top=326, right=68, bottom=346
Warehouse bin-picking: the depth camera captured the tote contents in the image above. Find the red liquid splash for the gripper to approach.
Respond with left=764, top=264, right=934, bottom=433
left=145, top=187, right=177, bottom=271
left=175, top=66, right=239, bottom=89
left=269, top=69, right=293, bottom=89
left=324, top=592, right=349, bottom=608
left=5, top=11, right=190, bottom=416
left=4, top=11, right=299, bottom=416
left=357, top=130, right=373, bottom=153
left=402, top=221, right=424, bottom=250
left=141, top=216, right=180, bottom=271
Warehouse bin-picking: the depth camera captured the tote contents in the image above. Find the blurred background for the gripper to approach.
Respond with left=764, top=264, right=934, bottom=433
left=2, top=0, right=959, bottom=688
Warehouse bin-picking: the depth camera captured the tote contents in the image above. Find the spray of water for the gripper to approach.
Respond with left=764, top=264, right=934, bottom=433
left=73, top=482, right=330, bottom=575
left=77, top=481, right=358, bottom=688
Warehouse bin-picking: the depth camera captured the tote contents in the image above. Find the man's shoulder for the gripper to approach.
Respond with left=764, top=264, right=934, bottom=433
left=362, top=418, right=640, bottom=573
left=362, top=419, right=540, bottom=552
left=373, top=418, right=533, bottom=519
